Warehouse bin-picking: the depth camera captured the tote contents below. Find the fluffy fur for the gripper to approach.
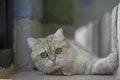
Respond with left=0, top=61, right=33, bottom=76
left=27, top=28, right=118, bottom=75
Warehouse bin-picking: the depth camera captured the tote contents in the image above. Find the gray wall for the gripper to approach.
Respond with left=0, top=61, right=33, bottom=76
left=75, top=0, right=120, bottom=27
left=42, top=0, right=120, bottom=38
left=14, top=0, right=42, bottom=71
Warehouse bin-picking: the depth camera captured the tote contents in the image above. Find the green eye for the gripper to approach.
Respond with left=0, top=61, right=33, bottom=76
left=55, top=48, right=62, bottom=54
left=40, top=52, right=48, bottom=58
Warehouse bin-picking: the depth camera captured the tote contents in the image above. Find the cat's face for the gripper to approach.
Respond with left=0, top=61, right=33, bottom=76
left=27, top=28, right=71, bottom=73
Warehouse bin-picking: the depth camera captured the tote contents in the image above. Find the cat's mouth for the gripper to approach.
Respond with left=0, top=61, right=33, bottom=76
left=50, top=62, right=60, bottom=68
left=33, top=65, right=39, bottom=71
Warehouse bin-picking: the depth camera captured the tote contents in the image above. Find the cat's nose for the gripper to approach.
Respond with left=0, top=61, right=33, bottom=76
left=49, top=56, right=56, bottom=64
left=51, top=60, right=56, bottom=65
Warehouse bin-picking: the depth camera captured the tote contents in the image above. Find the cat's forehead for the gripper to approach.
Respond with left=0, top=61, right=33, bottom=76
left=36, top=34, right=67, bottom=48
left=38, top=34, right=54, bottom=42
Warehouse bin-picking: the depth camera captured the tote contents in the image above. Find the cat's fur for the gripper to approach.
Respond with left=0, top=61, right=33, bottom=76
left=27, top=28, right=119, bottom=75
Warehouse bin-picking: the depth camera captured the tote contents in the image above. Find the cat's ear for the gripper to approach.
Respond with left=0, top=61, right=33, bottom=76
left=54, top=28, right=65, bottom=39
left=27, top=37, right=38, bottom=50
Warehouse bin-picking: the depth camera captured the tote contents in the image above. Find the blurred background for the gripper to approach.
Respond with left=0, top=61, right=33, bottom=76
left=14, top=0, right=120, bottom=38
left=14, top=0, right=120, bottom=71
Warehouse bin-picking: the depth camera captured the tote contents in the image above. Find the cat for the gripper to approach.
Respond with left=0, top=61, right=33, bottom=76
left=27, top=28, right=119, bottom=75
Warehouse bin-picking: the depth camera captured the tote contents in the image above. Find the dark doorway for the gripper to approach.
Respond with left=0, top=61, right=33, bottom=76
left=0, top=0, right=14, bottom=67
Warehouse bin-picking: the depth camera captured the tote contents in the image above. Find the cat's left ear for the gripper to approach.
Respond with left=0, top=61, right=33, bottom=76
left=27, top=37, right=38, bottom=50
left=54, top=28, right=65, bottom=39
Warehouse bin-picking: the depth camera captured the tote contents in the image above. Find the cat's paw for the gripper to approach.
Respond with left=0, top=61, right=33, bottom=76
left=60, top=68, right=72, bottom=76
left=108, top=53, right=119, bottom=67
left=62, top=70, right=72, bottom=76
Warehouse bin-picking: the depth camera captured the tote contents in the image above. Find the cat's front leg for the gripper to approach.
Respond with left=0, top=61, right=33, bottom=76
left=60, top=67, right=73, bottom=76
left=50, top=67, right=72, bottom=75
left=90, top=53, right=119, bottom=74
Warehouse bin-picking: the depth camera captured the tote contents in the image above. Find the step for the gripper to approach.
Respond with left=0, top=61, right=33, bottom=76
left=12, top=71, right=119, bottom=80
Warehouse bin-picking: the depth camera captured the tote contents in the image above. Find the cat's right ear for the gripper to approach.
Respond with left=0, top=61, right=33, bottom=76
left=27, top=37, right=38, bottom=50
left=54, top=28, right=65, bottom=40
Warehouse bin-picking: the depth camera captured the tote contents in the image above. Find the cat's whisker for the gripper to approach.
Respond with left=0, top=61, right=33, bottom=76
left=37, top=63, right=46, bottom=71
left=59, top=58, right=83, bottom=60
left=44, top=67, right=51, bottom=74
left=39, top=65, right=44, bottom=70
left=41, top=65, right=47, bottom=71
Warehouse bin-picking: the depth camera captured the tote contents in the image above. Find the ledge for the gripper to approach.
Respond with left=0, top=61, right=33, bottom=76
left=12, top=71, right=119, bottom=80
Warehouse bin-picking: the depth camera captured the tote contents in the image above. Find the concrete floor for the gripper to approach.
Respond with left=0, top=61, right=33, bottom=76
left=12, top=71, right=120, bottom=80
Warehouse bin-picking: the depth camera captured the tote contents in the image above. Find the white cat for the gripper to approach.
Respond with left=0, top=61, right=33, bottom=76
left=27, top=28, right=118, bottom=75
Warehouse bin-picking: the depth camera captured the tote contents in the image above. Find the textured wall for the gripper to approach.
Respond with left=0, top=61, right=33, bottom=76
left=75, top=0, right=120, bottom=26
left=42, top=0, right=120, bottom=38
left=14, top=0, right=42, bottom=71
left=43, top=0, right=74, bottom=24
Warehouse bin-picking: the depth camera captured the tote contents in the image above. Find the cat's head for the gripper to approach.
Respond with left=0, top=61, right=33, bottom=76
left=27, top=28, right=71, bottom=73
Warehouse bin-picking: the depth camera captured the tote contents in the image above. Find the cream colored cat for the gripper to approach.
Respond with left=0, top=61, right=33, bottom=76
left=27, top=28, right=118, bottom=75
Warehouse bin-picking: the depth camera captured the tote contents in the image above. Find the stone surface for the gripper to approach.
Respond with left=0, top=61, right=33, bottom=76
left=100, top=12, right=111, bottom=57
left=117, top=3, right=120, bottom=68
left=12, top=71, right=119, bottom=80
left=111, top=6, right=117, bottom=54
left=15, top=19, right=33, bottom=71
left=0, top=64, right=14, bottom=79
left=91, top=20, right=100, bottom=56
left=110, top=3, right=120, bottom=78
left=0, top=49, right=12, bottom=68
left=116, top=3, right=120, bottom=79
left=14, top=19, right=42, bottom=71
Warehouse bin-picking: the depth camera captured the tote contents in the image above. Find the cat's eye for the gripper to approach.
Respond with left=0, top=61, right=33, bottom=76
left=40, top=52, right=48, bottom=58
left=55, top=48, right=62, bottom=54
